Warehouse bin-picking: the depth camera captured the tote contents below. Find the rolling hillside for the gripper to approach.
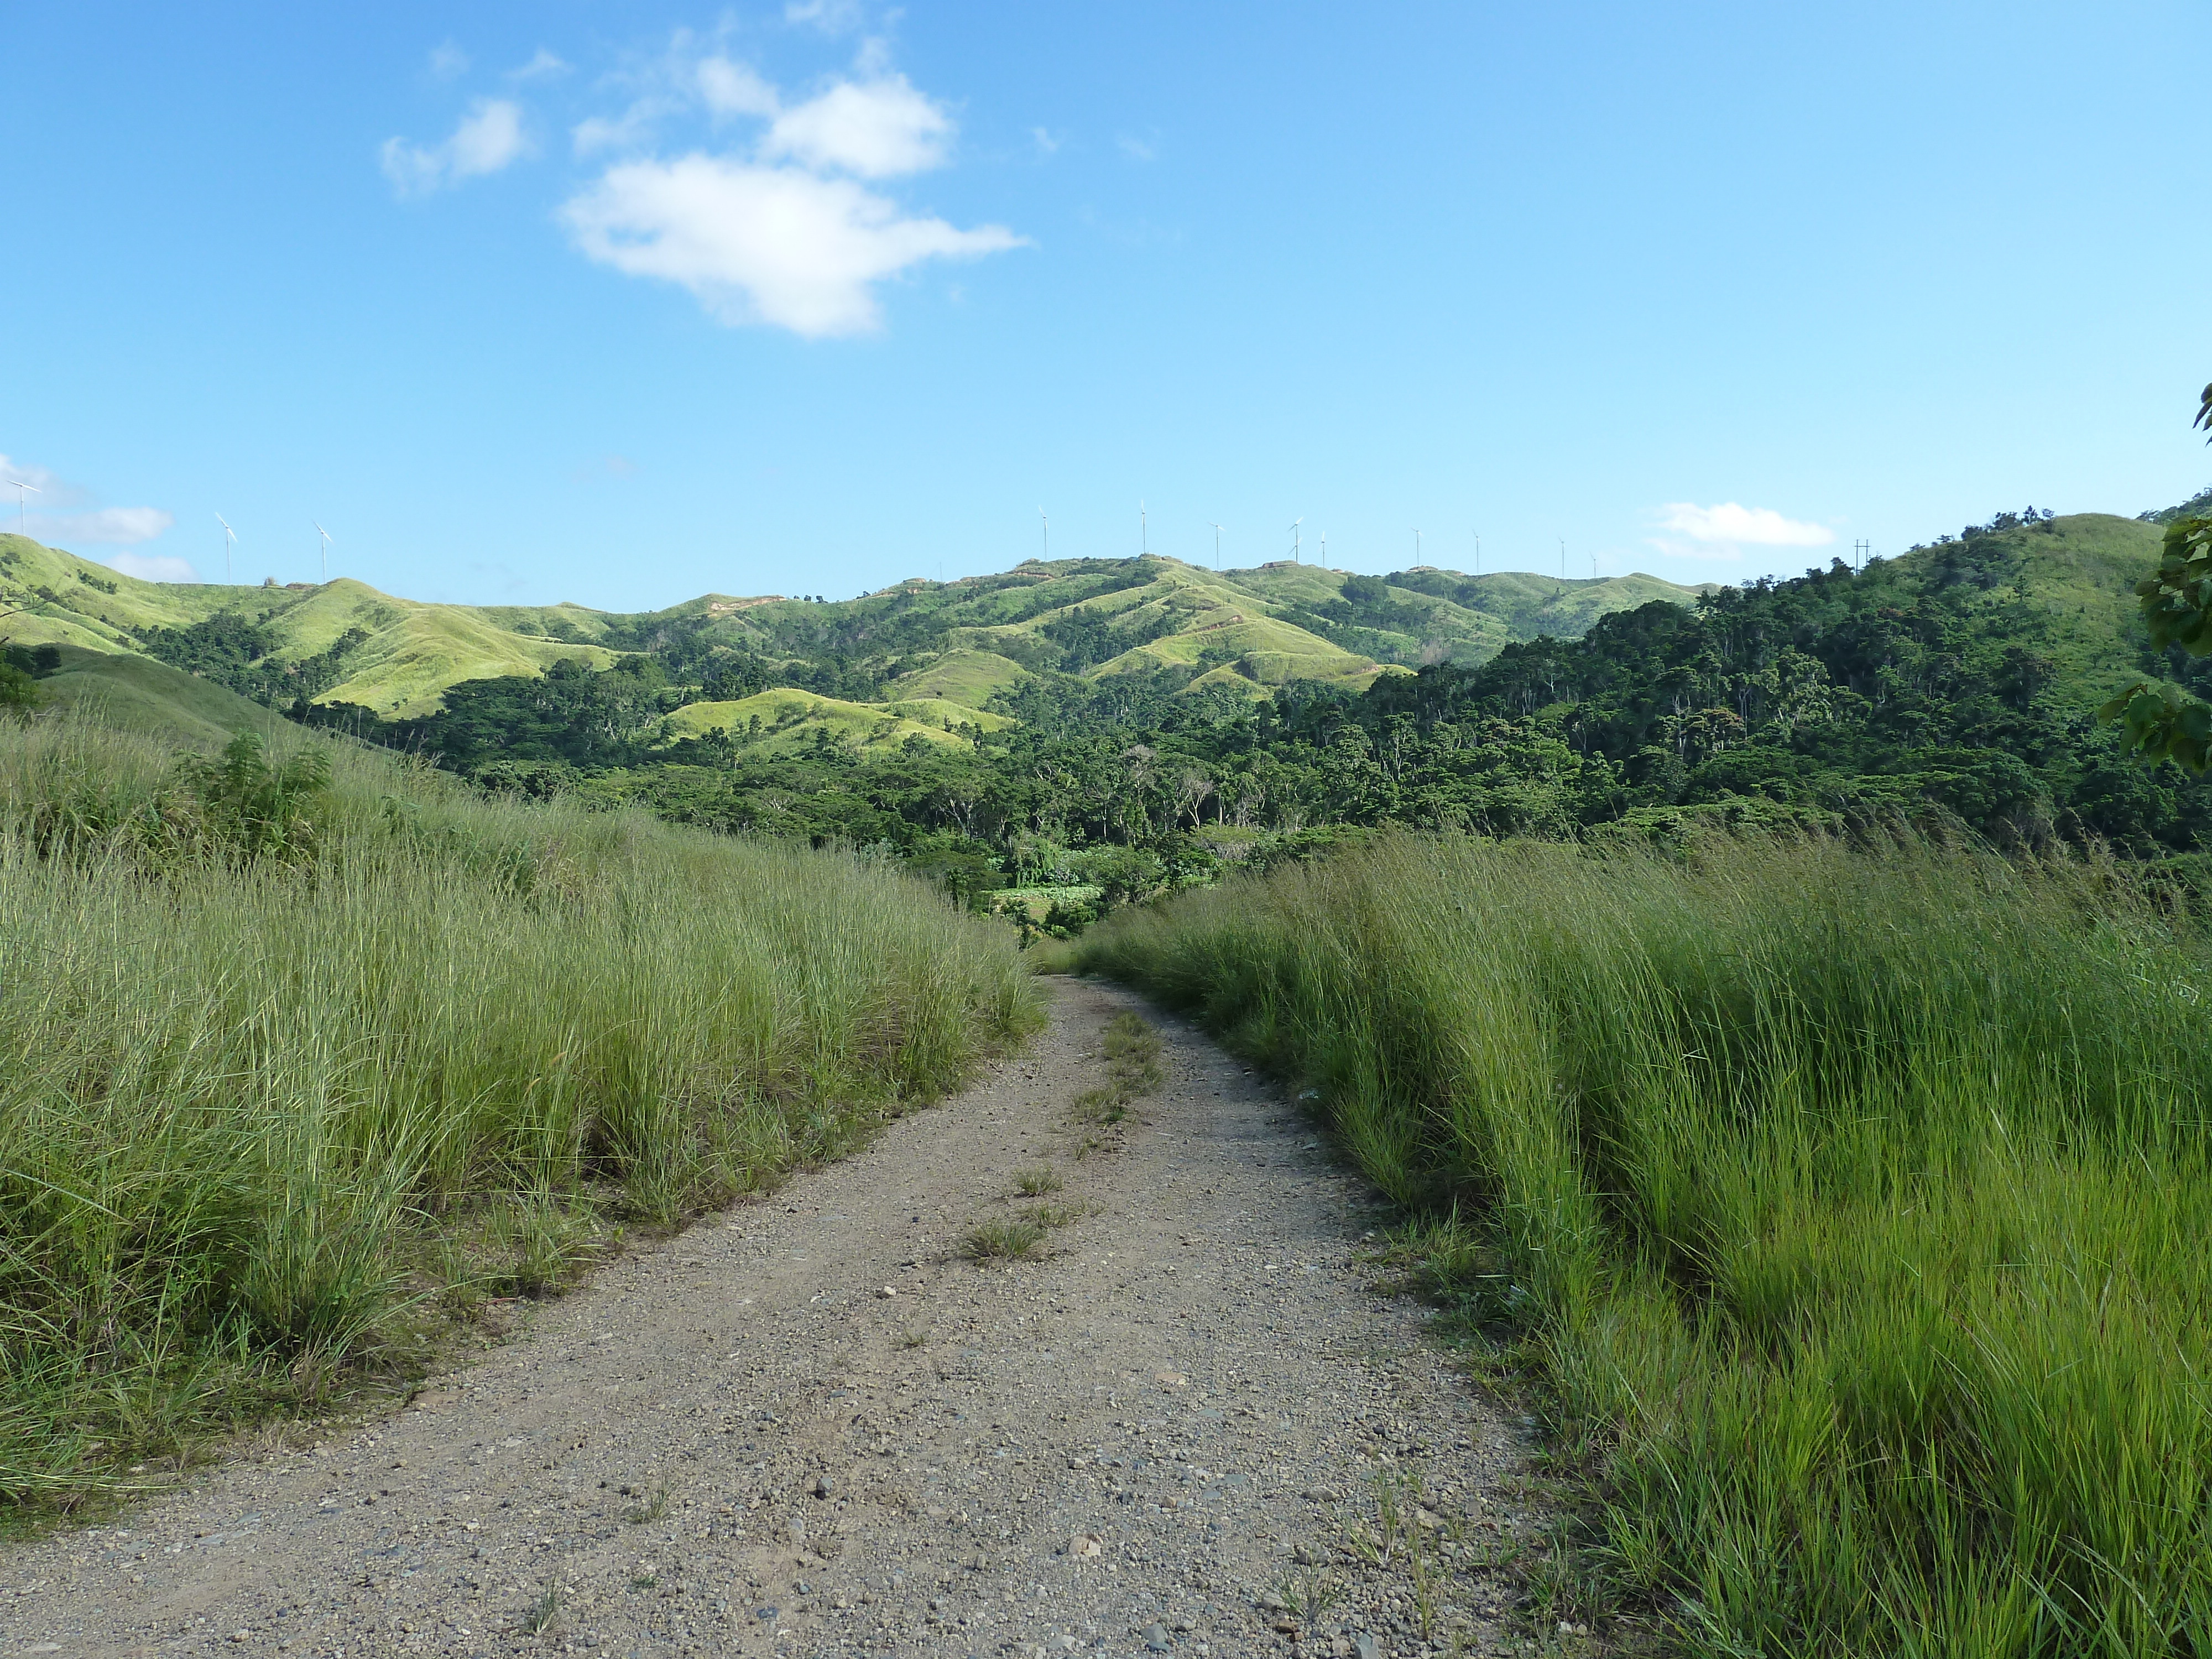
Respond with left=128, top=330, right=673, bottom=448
left=0, top=533, right=613, bottom=718
left=0, top=531, right=1712, bottom=737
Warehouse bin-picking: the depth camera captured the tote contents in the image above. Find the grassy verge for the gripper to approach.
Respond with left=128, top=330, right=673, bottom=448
left=0, top=714, right=1040, bottom=1522
left=1073, top=829, right=2212, bottom=1656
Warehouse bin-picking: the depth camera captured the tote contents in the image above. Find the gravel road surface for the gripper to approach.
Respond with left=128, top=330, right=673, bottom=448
left=2, top=979, right=1541, bottom=1659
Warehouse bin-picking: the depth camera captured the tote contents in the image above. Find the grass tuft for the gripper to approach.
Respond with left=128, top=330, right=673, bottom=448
left=1013, top=1165, right=1063, bottom=1196
left=961, top=1218, right=1046, bottom=1262
left=521, top=1585, right=562, bottom=1636
left=1071, top=1011, right=1165, bottom=1126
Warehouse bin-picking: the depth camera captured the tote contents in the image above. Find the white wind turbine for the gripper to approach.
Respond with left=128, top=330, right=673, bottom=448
left=314, top=520, right=334, bottom=583
left=1412, top=526, right=1423, bottom=565
left=1206, top=520, right=1224, bottom=568
left=217, top=513, right=237, bottom=583
left=1039, top=508, right=1048, bottom=561
left=1140, top=499, right=1148, bottom=557
left=1288, top=517, right=1303, bottom=563
left=6, top=477, right=39, bottom=538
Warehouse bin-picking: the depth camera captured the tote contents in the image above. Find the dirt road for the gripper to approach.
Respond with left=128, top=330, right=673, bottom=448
left=1, top=979, right=1537, bottom=1659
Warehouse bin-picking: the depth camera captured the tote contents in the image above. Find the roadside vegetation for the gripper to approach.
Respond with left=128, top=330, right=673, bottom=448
left=1075, top=830, right=2212, bottom=1656
left=0, top=712, right=1039, bottom=1522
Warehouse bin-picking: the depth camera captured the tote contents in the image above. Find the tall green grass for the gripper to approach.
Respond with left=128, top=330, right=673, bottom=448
left=1075, top=831, right=2212, bottom=1657
left=0, top=716, right=1039, bottom=1516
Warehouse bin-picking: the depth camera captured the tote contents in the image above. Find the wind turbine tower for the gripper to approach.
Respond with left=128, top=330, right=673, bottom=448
left=1141, top=500, right=1147, bottom=557
left=1207, top=521, right=1224, bottom=568
left=7, top=477, right=39, bottom=538
left=1412, top=527, right=1423, bottom=565
left=314, top=520, right=334, bottom=583
left=1473, top=531, right=1481, bottom=576
left=1289, top=518, right=1303, bottom=564
left=217, top=514, right=237, bottom=583
left=1039, top=508, right=1048, bottom=561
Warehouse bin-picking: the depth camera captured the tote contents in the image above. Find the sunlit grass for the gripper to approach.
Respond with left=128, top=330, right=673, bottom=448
left=0, top=714, right=1040, bottom=1520
left=1077, top=827, right=2212, bottom=1657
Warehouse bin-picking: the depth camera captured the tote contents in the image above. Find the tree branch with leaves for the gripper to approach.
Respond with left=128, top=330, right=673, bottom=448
left=2098, top=382, right=2212, bottom=771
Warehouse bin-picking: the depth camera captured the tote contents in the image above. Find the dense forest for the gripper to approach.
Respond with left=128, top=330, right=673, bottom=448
left=274, top=503, right=2212, bottom=927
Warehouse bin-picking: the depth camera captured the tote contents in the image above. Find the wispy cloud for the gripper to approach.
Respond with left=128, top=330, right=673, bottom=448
left=0, top=453, right=75, bottom=505
left=699, top=56, right=780, bottom=119
left=508, top=48, right=570, bottom=82
left=51, top=507, right=177, bottom=545
left=382, top=98, right=533, bottom=197
left=0, top=453, right=174, bottom=554
left=108, top=550, right=198, bottom=583
left=785, top=0, right=865, bottom=34
left=427, top=40, right=470, bottom=81
left=560, top=40, right=1023, bottom=336
left=1116, top=132, right=1159, bottom=162
left=1654, top=501, right=1834, bottom=550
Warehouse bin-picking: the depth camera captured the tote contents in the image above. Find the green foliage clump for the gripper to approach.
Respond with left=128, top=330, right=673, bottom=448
left=1078, top=831, right=2212, bottom=1655
left=2102, top=515, right=2212, bottom=770
left=0, top=712, right=1040, bottom=1518
left=138, top=612, right=371, bottom=708
left=176, top=731, right=332, bottom=862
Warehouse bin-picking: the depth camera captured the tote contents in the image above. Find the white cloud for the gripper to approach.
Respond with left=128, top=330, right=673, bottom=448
left=765, top=76, right=950, bottom=178
left=574, top=103, right=664, bottom=156
left=1656, top=502, right=1833, bottom=547
left=0, top=453, right=75, bottom=505
left=1116, top=132, right=1159, bottom=162
left=786, top=0, right=865, bottom=33
left=509, top=48, right=570, bottom=81
left=427, top=40, right=470, bottom=80
left=107, top=550, right=198, bottom=583
left=382, top=98, right=533, bottom=197
left=0, top=454, right=173, bottom=552
left=561, top=154, right=1024, bottom=336
left=48, top=507, right=175, bottom=545
left=698, top=56, right=780, bottom=118
left=1031, top=127, right=1061, bottom=155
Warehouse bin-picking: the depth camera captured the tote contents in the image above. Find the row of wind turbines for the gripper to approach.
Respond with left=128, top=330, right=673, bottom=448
left=211, top=514, right=337, bottom=585
left=1034, top=504, right=1597, bottom=582
left=3, top=475, right=341, bottom=587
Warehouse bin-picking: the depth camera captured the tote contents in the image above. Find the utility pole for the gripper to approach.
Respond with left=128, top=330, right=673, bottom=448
left=1853, top=539, right=1869, bottom=573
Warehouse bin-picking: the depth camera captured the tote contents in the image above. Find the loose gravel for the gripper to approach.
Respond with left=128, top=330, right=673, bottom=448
left=0, top=979, right=1543, bottom=1659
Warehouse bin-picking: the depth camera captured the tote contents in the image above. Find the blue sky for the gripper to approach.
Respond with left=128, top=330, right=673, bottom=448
left=5, top=2, right=2208, bottom=609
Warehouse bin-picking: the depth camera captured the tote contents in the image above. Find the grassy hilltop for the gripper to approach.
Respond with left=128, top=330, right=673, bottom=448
left=0, top=534, right=614, bottom=717
left=0, top=530, right=1707, bottom=737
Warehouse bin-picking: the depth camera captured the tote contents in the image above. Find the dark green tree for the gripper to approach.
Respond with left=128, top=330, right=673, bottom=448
left=2100, top=382, right=2212, bottom=770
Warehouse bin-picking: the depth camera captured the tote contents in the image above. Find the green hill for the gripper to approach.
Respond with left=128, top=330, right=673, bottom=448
left=0, top=533, right=613, bottom=719
left=29, top=643, right=289, bottom=747
left=656, top=687, right=1013, bottom=757
left=1, top=531, right=1712, bottom=734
